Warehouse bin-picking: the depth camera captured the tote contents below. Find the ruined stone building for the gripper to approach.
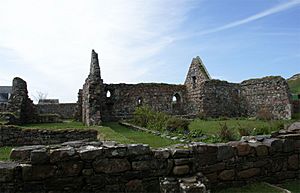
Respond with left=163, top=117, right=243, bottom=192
left=0, top=86, right=12, bottom=111
left=77, top=50, right=292, bottom=125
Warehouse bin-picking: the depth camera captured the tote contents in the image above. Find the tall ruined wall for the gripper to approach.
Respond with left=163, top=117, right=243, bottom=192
left=1, top=127, right=299, bottom=193
left=198, top=80, right=243, bottom=117
left=7, top=77, right=37, bottom=124
left=37, top=103, right=77, bottom=119
left=82, top=50, right=103, bottom=126
left=184, top=57, right=211, bottom=116
left=102, top=83, right=187, bottom=121
left=241, top=76, right=292, bottom=119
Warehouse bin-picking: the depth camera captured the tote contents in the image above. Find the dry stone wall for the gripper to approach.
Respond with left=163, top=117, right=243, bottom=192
left=0, top=125, right=97, bottom=147
left=102, top=83, right=187, bottom=121
left=0, top=127, right=299, bottom=193
left=37, top=103, right=77, bottom=119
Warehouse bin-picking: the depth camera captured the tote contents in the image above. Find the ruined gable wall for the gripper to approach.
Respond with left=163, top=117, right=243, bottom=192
left=241, top=76, right=292, bottom=119
left=102, top=83, right=187, bottom=121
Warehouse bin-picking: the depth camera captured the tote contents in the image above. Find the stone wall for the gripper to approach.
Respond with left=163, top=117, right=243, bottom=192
left=81, top=50, right=103, bottom=126
left=241, top=76, right=292, bottom=119
left=0, top=126, right=299, bottom=193
left=7, top=77, right=37, bottom=124
left=102, top=83, right=187, bottom=121
left=37, top=103, right=77, bottom=119
left=197, top=80, right=243, bottom=117
left=78, top=50, right=293, bottom=124
left=0, top=125, right=97, bottom=147
left=0, top=103, right=8, bottom=112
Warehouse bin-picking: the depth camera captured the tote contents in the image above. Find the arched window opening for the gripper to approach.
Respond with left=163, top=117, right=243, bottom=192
left=137, top=97, right=142, bottom=106
left=172, top=93, right=181, bottom=104
left=106, top=90, right=111, bottom=98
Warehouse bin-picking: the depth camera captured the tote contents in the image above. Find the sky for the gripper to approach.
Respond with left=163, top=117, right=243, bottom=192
left=0, top=0, right=299, bottom=103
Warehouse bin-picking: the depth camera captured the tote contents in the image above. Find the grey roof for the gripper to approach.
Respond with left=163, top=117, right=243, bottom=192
left=0, top=86, right=12, bottom=94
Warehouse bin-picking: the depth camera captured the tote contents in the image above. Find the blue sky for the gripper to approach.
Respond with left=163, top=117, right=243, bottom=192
left=0, top=0, right=299, bottom=102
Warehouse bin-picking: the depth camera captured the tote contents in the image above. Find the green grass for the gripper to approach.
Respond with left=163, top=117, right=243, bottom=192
left=215, top=182, right=283, bottom=193
left=280, top=180, right=300, bottom=193
left=288, top=77, right=300, bottom=94
left=22, top=121, right=178, bottom=148
left=0, top=146, right=13, bottom=161
left=103, top=122, right=179, bottom=148
left=189, top=118, right=290, bottom=135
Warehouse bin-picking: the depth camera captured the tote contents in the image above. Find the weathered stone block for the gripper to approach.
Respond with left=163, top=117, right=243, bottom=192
left=30, top=149, right=49, bottom=164
left=172, top=149, right=192, bottom=158
left=128, top=144, right=150, bottom=156
left=263, top=138, right=283, bottom=154
left=235, top=142, right=251, bottom=156
left=282, top=139, right=294, bottom=152
left=59, top=161, right=83, bottom=176
left=125, top=179, right=144, bottom=192
left=22, top=164, right=57, bottom=181
left=0, top=162, right=19, bottom=182
left=153, top=148, right=170, bottom=159
left=10, top=145, right=45, bottom=162
left=218, top=169, right=235, bottom=181
left=78, top=146, right=105, bottom=160
left=288, top=155, right=299, bottom=170
left=217, top=144, right=234, bottom=161
left=49, top=146, right=76, bottom=162
left=237, top=168, right=260, bottom=179
left=173, top=165, right=190, bottom=175
left=93, top=158, right=131, bottom=173
left=249, top=143, right=268, bottom=156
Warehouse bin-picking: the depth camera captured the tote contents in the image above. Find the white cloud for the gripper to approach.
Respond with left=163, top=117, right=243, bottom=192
left=189, top=0, right=300, bottom=37
left=0, top=0, right=196, bottom=102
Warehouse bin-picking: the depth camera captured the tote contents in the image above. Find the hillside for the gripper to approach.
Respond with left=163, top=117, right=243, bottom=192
left=287, top=73, right=300, bottom=95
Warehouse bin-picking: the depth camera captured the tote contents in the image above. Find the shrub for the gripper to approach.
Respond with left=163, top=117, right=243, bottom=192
left=132, top=106, right=154, bottom=127
left=237, top=123, right=252, bottom=136
left=166, top=117, right=190, bottom=134
left=218, top=123, right=236, bottom=141
left=253, top=126, right=270, bottom=135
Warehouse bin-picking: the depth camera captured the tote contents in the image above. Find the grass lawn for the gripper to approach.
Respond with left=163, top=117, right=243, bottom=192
left=0, top=146, right=13, bottom=161
left=102, top=122, right=179, bottom=148
left=280, top=180, right=300, bottom=193
left=215, top=182, right=283, bottom=193
left=189, top=118, right=292, bottom=136
left=288, top=76, right=300, bottom=94
left=22, top=121, right=178, bottom=148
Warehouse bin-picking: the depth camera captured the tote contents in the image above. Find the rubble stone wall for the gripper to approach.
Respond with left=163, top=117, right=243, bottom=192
left=0, top=129, right=299, bottom=193
left=37, top=103, right=77, bottom=119
left=0, top=125, right=97, bottom=147
left=241, top=76, right=292, bottom=119
left=197, top=80, right=243, bottom=117
left=102, top=83, right=187, bottom=121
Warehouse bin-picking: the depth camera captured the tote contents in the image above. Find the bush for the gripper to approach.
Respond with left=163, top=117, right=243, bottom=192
left=237, top=123, right=252, bottom=136
left=253, top=126, right=270, bottom=135
left=166, top=117, right=190, bottom=134
left=132, top=106, right=154, bottom=127
left=218, top=123, right=236, bottom=141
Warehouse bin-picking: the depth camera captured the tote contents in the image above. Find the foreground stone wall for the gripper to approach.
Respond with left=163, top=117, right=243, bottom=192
left=0, top=125, right=97, bottom=147
left=37, top=103, right=77, bottom=119
left=241, top=76, right=292, bottom=119
left=1, top=126, right=299, bottom=193
left=102, top=83, right=187, bottom=121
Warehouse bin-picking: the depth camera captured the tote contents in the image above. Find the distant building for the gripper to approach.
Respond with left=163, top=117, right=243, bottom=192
left=0, top=86, right=12, bottom=103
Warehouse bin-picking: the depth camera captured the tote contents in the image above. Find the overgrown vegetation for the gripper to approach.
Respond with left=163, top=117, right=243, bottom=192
left=132, top=106, right=189, bottom=133
left=132, top=106, right=293, bottom=143
left=0, top=146, right=13, bottom=161
left=214, top=182, right=283, bottom=193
